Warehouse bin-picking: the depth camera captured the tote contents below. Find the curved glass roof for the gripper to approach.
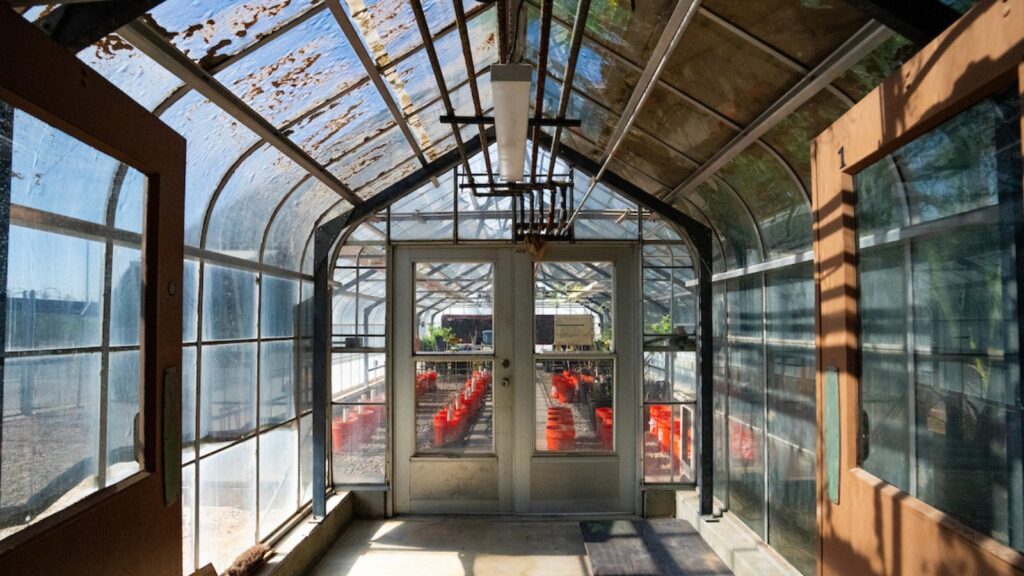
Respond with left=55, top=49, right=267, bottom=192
left=17, top=0, right=928, bottom=276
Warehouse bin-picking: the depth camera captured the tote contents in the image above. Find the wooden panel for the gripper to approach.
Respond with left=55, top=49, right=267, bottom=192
left=0, top=7, right=185, bottom=576
left=812, top=1, right=1024, bottom=575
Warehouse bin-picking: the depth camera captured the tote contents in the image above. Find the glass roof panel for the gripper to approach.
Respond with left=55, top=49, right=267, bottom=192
left=357, top=155, right=421, bottom=199
left=326, top=126, right=417, bottom=195
left=284, top=80, right=393, bottom=164
left=150, top=0, right=324, bottom=70
left=642, top=216, right=683, bottom=242
left=551, top=0, right=673, bottom=65
left=206, top=144, right=310, bottom=260
left=660, top=13, right=802, bottom=126
left=524, top=4, right=640, bottom=115
left=342, top=0, right=480, bottom=68
left=616, top=128, right=697, bottom=191
left=700, top=0, right=868, bottom=68
left=406, top=73, right=492, bottom=154
left=717, top=146, right=811, bottom=258
left=390, top=171, right=454, bottom=240
left=382, top=7, right=497, bottom=116
left=78, top=34, right=184, bottom=111
left=159, top=91, right=261, bottom=247
left=537, top=74, right=619, bottom=149
left=763, top=89, right=848, bottom=192
left=606, top=157, right=667, bottom=197
left=263, top=179, right=341, bottom=270
left=832, top=34, right=916, bottom=101
left=573, top=171, right=640, bottom=240
left=215, top=9, right=366, bottom=126
left=346, top=216, right=388, bottom=243
left=688, top=179, right=763, bottom=269
left=458, top=192, right=512, bottom=241
left=633, top=83, right=738, bottom=163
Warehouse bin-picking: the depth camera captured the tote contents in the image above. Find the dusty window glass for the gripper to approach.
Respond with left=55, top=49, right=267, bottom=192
left=198, top=438, right=256, bottom=573
left=258, top=421, right=298, bottom=539
left=260, top=340, right=295, bottom=427
left=199, top=343, right=257, bottom=454
left=1, top=102, right=147, bottom=542
left=202, top=264, right=258, bottom=341
left=261, top=275, right=297, bottom=338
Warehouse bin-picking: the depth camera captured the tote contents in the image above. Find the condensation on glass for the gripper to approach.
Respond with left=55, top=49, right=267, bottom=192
left=854, top=84, right=1024, bottom=553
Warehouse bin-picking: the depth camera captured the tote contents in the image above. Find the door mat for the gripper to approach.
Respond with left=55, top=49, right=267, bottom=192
left=580, top=519, right=732, bottom=576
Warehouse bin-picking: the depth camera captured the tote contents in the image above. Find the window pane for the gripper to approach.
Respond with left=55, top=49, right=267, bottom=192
left=200, top=343, right=257, bottom=453
left=332, top=402, right=386, bottom=484
left=299, top=413, right=313, bottom=504
left=535, top=359, right=614, bottom=453
left=202, top=264, right=257, bottom=341
left=198, top=439, right=256, bottom=573
left=259, top=421, right=298, bottom=539
left=333, top=248, right=386, bottom=349
left=643, top=351, right=696, bottom=403
left=535, top=262, right=613, bottom=353
left=182, top=346, right=198, bottom=463
left=766, top=345, right=816, bottom=576
left=1, top=354, right=101, bottom=537
left=182, top=463, right=195, bottom=576
left=110, top=246, right=143, bottom=346
left=260, top=341, right=295, bottom=427
left=415, top=262, right=493, bottom=353
left=183, top=259, right=199, bottom=343
left=10, top=108, right=120, bottom=224
left=107, top=350, right=142, bottom=484
left=332, top=352, right=386, bottom=402
left=643, top=404, right=694, bottom=484
left=7, top=226, right=103, bottom=350
left=727, top=340, right=765, bottom=537
left=912, top=225, right=1020, bottom=542
left=415, top=360, right=493, bottom=454
left=261, top=276, right=297, bottom=338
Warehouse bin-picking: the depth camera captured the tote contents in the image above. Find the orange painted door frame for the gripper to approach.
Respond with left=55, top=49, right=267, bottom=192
left=813, top=2, right=1024, bottom=575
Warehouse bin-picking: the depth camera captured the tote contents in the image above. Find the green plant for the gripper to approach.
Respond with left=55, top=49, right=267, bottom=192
left=649, top=313, right=672, bottom=335
left=420, top=324, right=455, bottom=351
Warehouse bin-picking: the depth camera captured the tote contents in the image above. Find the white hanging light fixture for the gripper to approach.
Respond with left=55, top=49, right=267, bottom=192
left=490, top=64, right=533, bottom=182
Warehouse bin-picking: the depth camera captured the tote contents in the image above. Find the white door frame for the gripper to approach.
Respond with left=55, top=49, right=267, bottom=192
left=391, top=243, right=639, bottom=514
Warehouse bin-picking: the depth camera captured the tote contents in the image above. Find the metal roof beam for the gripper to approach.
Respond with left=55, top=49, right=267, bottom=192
left=663, top=21, right=891, bottom=203
left=35, top=0, right=166, bottom=53
left=846, top=0, right=961, bottom=46
left=119, top=18, right=363, bottom=205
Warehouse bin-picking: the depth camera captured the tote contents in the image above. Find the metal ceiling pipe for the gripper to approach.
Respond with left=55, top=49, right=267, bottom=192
left=528, top=0, right=553, bottom=186
left=453, top=0, right=495, bottom=183
left=409, top=0, right=476, bottom=182
left=546, top=0, right=591, bottom=179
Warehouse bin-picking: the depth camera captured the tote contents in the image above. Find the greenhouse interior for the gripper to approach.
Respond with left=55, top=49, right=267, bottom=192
left=1, top=1, right=1023, bottom=575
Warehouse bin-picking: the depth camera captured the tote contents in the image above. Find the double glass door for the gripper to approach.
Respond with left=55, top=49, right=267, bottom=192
left=392, top=245, right=638, bottom=514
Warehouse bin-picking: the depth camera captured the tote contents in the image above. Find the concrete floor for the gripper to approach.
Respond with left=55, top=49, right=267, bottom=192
left=309, top=517, right=593, bottom=576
